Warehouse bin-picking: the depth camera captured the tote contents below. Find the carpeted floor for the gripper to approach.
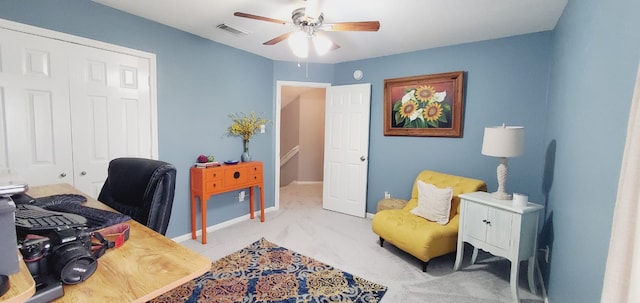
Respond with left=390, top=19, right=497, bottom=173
left=179, top=182, right=545, bottom=303
left=152, top=238, right=387, bottom=302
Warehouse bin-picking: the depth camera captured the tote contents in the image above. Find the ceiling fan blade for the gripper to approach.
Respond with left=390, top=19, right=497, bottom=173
left=234, top=12, right=287, bottom=25
left=264, top=32, right=294, bottom=45
left=323, top=21, right=380, bottom=32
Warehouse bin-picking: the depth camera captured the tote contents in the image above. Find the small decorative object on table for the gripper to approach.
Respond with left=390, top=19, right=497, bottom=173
left=227, top=112, right=270, bottom=162
left=194, top=154, right=219, bottom=168
left=241, top=140, right=251, bottom=162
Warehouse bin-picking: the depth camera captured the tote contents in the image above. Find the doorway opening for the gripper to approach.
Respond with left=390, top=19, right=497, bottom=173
left=275, top=81, right=330, bottom=210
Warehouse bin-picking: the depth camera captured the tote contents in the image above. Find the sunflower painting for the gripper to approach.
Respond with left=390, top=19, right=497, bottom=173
left=384, top=71, right=465, bottom=137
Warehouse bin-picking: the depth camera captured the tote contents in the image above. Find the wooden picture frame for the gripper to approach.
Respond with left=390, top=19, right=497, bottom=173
left=384, top=71, right=465, bottom=137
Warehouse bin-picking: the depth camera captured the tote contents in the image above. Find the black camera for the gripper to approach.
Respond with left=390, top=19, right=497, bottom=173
left=20, top=227, right=98, bottom=285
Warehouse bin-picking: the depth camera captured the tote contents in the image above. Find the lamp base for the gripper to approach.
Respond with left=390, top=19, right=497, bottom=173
left=492, top=157, right=512, bottom=200
left=491, top=191, right=512, bottom=200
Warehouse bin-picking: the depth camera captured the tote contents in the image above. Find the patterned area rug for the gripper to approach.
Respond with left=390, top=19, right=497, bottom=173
left=150, top=238, right=387, bottom=303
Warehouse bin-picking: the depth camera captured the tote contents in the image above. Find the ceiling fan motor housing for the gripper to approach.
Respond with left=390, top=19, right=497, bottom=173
left=292, top=7, right=324, bottom=29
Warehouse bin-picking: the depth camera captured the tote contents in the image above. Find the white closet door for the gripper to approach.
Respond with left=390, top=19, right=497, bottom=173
left=69, top=45, right=152, bottom=197
left=0, top=28, right=74, bottom=186
left=0, top=24, right=156, bottom=198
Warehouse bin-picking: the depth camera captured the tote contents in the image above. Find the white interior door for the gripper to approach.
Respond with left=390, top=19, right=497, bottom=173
left=322, top=83, right=371, bottom=217
left=0, top=28, right=74, bottom=185
left=69, top=46, right=152, bottom=197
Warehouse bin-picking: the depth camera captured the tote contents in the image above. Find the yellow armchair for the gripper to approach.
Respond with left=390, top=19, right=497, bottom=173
left=371, top=170, right=486, bottom=272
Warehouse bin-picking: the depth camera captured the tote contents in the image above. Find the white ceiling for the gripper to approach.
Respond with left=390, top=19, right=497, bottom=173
left=93, top=0, right=568, bottom=64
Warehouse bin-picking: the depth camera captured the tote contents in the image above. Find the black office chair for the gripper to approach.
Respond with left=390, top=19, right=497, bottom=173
left=98, top=157, right=177, bottom=235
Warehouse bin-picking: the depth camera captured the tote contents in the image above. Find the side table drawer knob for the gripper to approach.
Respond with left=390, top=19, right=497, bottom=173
left=233, top=171, right=240, bottom=179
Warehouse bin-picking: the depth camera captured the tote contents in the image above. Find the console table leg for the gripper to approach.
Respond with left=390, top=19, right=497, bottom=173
left=249, top=187, right=255, bottom=219
left=191, top=195, right=197, bottom=239
left=453, top=242, right=464, bottom=271
left=471, top=247, right=479, bottom=264
left=259, top=185, right=265, bottom=222
left=510, top=259, right=520, bottom=303
left=201, top=197, right=207, bottom=244
left=528, top=256, right=537, bottom=295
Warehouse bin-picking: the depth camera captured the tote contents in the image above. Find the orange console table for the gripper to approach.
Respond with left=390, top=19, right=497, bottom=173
left=190, top=161, right=265, bottom=244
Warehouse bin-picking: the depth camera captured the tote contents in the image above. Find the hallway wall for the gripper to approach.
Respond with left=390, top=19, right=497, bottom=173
left=280, top=87, right=325, bottom=186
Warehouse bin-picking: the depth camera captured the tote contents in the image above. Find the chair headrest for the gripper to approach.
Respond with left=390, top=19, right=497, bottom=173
left=106, top=158, right=176, bottom=206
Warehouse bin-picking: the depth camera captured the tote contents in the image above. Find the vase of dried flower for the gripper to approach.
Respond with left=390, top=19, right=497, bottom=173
left=241, top=139, right=251, bottom=162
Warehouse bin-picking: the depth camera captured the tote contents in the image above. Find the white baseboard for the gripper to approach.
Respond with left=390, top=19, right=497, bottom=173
left=171, top=206, right=278, bottom=243
left=291, top=180, right=323, bottom=185
left=366, top=212, right=375, bottom=219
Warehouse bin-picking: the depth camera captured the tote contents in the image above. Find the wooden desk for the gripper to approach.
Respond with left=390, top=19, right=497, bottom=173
left=9, top=183, right=211, bottom=303
left=0, top=257, right=35, bottom=303
left=190, top=162, right=265, bottom=244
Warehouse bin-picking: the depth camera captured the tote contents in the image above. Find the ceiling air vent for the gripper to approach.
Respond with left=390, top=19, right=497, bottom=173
left=216, top=24, right=248, bottom=36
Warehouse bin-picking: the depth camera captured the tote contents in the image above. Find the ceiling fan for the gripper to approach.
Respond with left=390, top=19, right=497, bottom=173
left=233, top=1, right=380, bottom=57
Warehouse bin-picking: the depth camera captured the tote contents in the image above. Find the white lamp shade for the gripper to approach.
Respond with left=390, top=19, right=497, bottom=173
left=288, top=31, right=309, bottom=58
left=481, top=125, right=524, bottom=158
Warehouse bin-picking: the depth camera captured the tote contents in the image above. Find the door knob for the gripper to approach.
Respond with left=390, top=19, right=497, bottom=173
left=360, top=156, right=367, bottom=162
left=59, top=173, right=67, bottom=178
left=80, top=171, right=87, bottom=176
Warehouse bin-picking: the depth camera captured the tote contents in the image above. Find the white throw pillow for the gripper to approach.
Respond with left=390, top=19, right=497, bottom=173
left=410, top=180, right=454, bottom=225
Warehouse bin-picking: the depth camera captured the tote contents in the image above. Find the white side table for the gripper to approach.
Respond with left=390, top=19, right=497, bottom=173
left=453, top=191, right=544, bottom=303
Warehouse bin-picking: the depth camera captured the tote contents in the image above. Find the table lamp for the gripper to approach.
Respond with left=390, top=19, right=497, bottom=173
left=481, top=124, right=524, bottom=200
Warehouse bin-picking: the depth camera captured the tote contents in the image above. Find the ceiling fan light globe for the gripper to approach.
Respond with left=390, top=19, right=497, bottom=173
left=313, top=34, right=332, bottom=55
left=292, top=47, right=309, bottom=58
left=288, top=31, right=309, bottom=58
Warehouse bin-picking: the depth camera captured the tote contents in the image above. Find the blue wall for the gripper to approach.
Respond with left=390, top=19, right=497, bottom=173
left=2, top=1, right=640, bottom=301
left=543, top=0, right=640, bottom=301
left=334, top=33, right=553, bottom=213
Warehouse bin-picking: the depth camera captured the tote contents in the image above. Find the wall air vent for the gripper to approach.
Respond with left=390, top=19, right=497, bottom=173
left=216, top=24, right=249, bottom=36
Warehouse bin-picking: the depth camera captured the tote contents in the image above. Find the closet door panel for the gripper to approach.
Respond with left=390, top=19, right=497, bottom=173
left=69, top=46, right=152, bottom=197
left=120, top=97, right=142, bottom=156
left=0, top=28, right=74, bottom=186
left=29, top=91, right=56, bottom=162
left=0, top=87, right=7, bottom=170
left=88, top=96, right=110, bottom=161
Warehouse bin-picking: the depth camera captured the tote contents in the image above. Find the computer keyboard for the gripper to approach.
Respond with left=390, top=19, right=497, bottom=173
left=15, top=204, right=88, bottom=232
